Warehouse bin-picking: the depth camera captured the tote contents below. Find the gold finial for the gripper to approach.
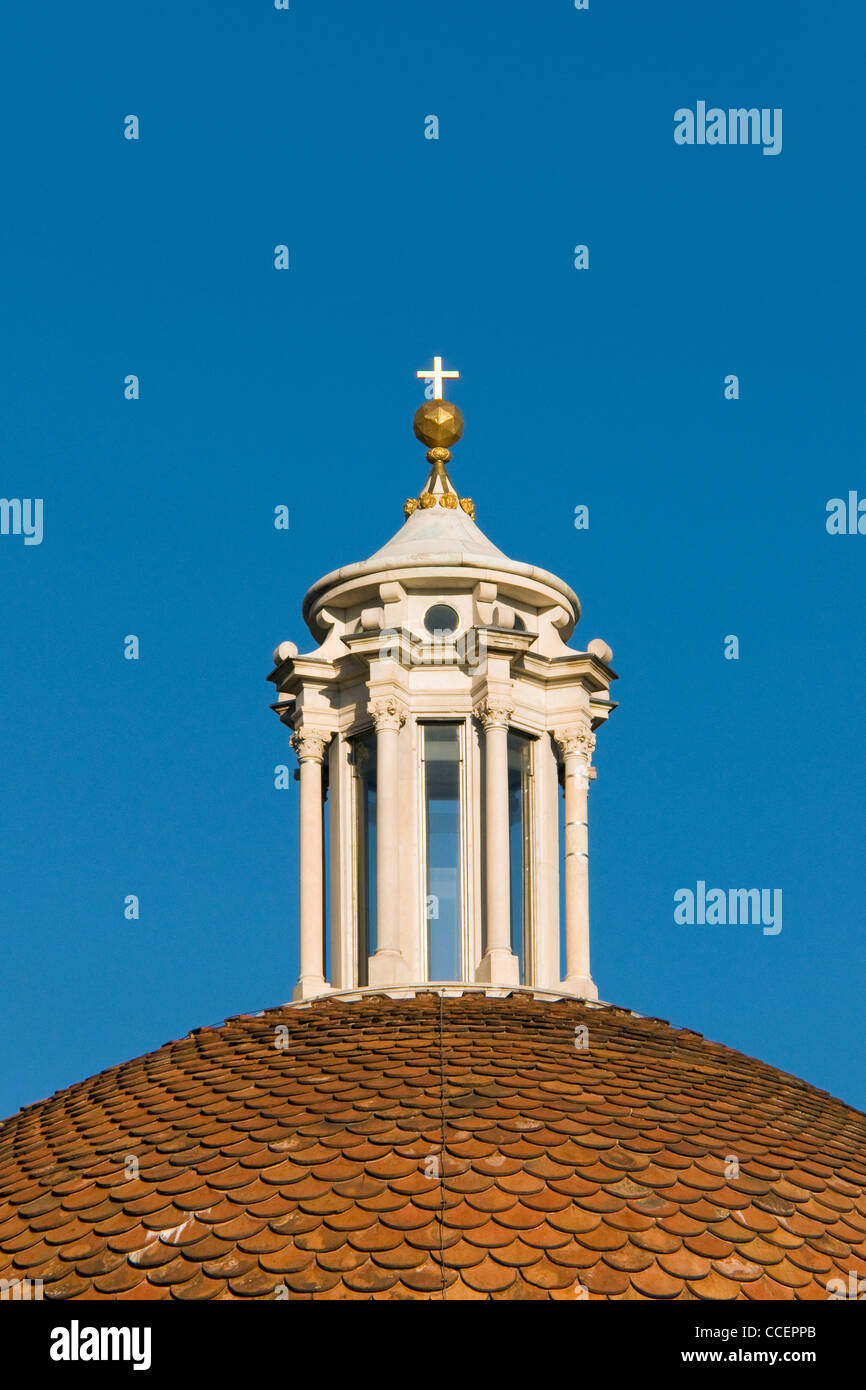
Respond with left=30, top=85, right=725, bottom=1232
left=404, top=361, right=474, bottom=520
left=416, top=354, right=459, bottom=400
left=413, top=398, right=464, bottom=450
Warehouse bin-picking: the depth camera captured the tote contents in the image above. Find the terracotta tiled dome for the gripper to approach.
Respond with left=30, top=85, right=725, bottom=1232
left=1, top=992, right=865, bottom=1301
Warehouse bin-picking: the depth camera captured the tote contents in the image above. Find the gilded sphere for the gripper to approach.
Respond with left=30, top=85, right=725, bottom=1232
left=413, top=399, right=464, bottom=449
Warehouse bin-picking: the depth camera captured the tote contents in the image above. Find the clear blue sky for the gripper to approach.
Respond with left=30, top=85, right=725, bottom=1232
left=2, top=0, right=864, bottom=1119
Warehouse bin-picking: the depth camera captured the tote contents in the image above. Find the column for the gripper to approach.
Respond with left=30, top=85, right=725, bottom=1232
left=554, top=724, right=598, bottom=1000
left=532, top=732, right=561, bottom=991
left=367, top=696, right=411, bottom=987
left=475, top=698, right=520, bottom=986
left=290, top=727, right=330, bottom=1000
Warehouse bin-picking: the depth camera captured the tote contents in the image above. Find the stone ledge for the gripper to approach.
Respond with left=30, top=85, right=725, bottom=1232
left=284, top=982, right=620, bottom=1011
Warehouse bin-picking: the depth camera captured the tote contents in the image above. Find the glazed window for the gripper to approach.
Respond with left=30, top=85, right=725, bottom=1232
left=352, top=732, right=377, bottom=986
left=507, top=731, right=533, bottom=983
left=421, top=722, right=464, bottom=980
left=424, top=603, right=459, bottom=636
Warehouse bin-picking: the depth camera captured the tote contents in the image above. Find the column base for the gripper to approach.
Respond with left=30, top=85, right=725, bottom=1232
left=559, top=974, right=599, bottom=1001
left=475, top=948, right=520, bottom=987
left=367, top=949, right=412, bottom=988
left=292, top=975, right=330, bottom=1001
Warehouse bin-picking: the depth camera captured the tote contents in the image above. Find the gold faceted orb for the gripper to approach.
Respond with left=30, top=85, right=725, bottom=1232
left=413, top=399, right=464, bottom=449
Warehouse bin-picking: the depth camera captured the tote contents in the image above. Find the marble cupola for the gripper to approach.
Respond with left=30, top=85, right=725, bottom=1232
left=267, top=359, right=617, bottom=1002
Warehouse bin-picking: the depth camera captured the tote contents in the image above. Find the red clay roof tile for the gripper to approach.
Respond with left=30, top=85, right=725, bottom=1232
left=1, top=992, right=864, bottom=1300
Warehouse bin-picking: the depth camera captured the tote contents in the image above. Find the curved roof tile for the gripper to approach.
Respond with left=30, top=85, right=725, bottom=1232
left=1, top=993, right=864, bottom=1300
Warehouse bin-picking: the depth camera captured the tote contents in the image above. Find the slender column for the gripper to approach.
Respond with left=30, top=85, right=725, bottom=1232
left=367, top=696, right=411, bottom=986
left=290, top=727, right=330, bottom=1000
left=475, top=698, right=520, bottom=986
left=532, top=731, right=560, bottom=991
left=553, top=724, right=598, bottom=1000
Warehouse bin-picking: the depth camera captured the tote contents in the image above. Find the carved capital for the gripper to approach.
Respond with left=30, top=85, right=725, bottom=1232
left=369, top=696, right=407, bottom=732
left=290, top=727, right=330, bottom=764
left=474, top=697, right=514, bottom=731
left=553, top=724, right=596, bottom=764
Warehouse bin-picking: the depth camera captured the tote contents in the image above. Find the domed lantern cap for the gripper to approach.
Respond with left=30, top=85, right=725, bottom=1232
left=300, top=355, right=581, bottom=639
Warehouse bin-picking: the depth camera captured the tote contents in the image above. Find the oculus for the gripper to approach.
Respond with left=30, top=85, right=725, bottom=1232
left=424, top=603, right=459, bottom=636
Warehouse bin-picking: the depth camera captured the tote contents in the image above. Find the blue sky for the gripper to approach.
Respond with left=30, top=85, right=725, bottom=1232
left=2, top=0, right=865, bottom=1118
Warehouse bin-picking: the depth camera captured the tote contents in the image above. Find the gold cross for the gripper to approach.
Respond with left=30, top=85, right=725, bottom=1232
left=416, top=355, right=459, bottom=400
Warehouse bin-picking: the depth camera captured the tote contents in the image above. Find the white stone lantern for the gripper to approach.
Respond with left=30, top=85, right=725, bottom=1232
left=268, top=359, right=617, bottom=1001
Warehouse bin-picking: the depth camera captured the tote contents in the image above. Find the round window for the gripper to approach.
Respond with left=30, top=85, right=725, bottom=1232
left=424, top=603, right=459, bottom=636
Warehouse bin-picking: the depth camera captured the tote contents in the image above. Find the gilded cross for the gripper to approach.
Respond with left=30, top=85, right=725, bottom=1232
left=416, top=355, right=459, bottom=400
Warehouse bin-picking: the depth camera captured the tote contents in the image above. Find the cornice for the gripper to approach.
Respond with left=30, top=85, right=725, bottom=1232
left=302, top=559, right=581, bottom=643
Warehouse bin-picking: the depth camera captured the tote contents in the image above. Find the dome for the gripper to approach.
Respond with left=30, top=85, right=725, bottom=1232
left=2, top=991, right=864, bottom=1301
left=367, top=495, right=508, bottom=564
left=298, top=442, right=581, bottom=644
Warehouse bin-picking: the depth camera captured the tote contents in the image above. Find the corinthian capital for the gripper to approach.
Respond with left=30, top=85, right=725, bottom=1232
left=369, top=696, right=407, bottom=732
left=290, top=727, right=330, bottom=764
left=474, top=696, right=514, bottom=731
left=553, top=724, right=596, bottom=763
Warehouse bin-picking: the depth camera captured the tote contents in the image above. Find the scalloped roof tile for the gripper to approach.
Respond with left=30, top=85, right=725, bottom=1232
left=1, top=992, right=865, bottom=1300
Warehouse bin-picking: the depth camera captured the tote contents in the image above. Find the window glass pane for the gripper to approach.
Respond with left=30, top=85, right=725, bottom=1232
left=558, top=761, right=566, bottom=977
left=424, top=603, right=459, bottom=636
left=507, top=732, right=532, bottom=984
left=323, top=770, right=331, bottom=982
left=354, top=733, right=377, bottom=986
left=424, top=724, right=461, bottom=980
